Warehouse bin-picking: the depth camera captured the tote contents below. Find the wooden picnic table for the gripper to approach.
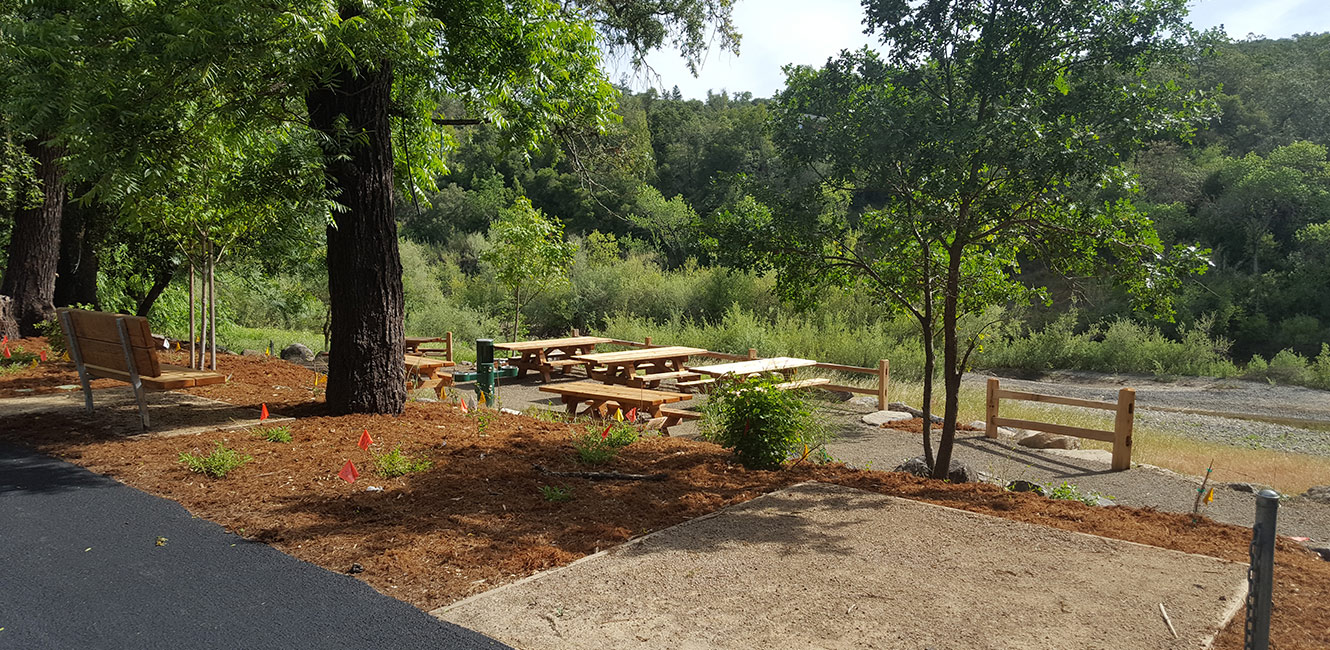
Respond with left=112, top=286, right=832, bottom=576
left=494, top=336, right=614, bottom=382
left=572, top=346, right=708, bottom=388
left=405, top=336, right=442, bottom=354
left=539, top=380, right=691, bottom=418
left=405, top=353, right=453, bottom=397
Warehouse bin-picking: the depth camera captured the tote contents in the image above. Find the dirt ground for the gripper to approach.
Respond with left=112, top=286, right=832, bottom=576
left=438, top=482, right=1248, bottom=650
left=1, top=348, right=1328, bottom=649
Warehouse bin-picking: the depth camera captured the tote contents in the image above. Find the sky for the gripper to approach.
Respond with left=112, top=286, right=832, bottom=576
left=607, top=0, right=1330, bottom=100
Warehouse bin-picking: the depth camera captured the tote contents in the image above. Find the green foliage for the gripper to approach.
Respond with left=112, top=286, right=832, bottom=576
left=179, top=442, right=252, bottom=478
left=573, top=427, right=623, bottom=465
left=1042, top=482, right=1109, bottom=507
left=539, top=485, right=572, bottom=503
left=254, top=425, right=292, bottom=444
left=481, top=197, right=578, bottom=341
left=701, top=375, right=817, bottom=470
left=370, top=445, right=433, bottom=479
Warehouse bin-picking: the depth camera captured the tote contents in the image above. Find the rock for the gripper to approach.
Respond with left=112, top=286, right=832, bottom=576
left=1228, top=482, right=1271, bottom=494
left=862, top=410, right=914, bottom=426
left=849, top=395, right=880, bottom=408
left=1017, top=432, right=1081, bottom=450
left=1301, top=485, right=1330, bottom=504
left=415, top=397, right=439, bottom=403
left=1308, top=546, right=1330, bottom=562
left=889, top=402, right=944, bottom=423
left=966, top=420, right=988, bottom=431
left=1092, top=495, right=1117, bottom=507
left=242, top=349, right=264, bottom=357
left=500, top=408, right=522, bottom=415
left=348, top=563, right=364, bottom=574
left=893, top=456, right=980, bottom=483
left=280, top=343, right=314, bottom=362
left=1006, top=479, right=1044, bottom=496
left=825, top=390, right=855, bottom=402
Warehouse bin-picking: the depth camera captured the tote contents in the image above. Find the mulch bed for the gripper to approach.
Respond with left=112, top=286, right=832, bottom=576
left=0, top=353, right=1325, bottom=649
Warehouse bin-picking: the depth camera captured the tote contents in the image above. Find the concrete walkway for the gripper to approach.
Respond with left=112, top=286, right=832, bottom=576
left=0, top=443, right=509, bottom=650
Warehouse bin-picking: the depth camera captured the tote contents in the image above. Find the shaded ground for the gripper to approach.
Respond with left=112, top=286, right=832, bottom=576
left=0, top=442, right=507, bottom=650
left=439, top=482, right=1247, bottom=650
left=2, top=351, right=1329, bottom=649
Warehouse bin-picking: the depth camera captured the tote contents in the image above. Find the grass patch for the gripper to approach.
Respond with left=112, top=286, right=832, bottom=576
left=370, top=444, right=433, bottom=478
left=254, top=425, right=292, bottom=443
left=179, top=441, right=252, bottom=478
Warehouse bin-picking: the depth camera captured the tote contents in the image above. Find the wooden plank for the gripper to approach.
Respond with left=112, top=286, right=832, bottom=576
left=538, top=380, right=692, bottom=404
left=63, top=309, right=155, bottom=347
left=986, top=378, right=999, bottom=439
left=74, top=338, right=161, bottom=378
left=636, top=371, right=696, bottom=382
left=877, top=359, right=890, bottom=411
left=158, top=364, right=226, bottom=386
left=775, top=377, right=831, bottom=390
left=686, top=357, right=818, bottom=377
left=85, top=363, right=225, bottom=390
left=659, top=406, right=702, bottom=420
left=993, top=417, right=1116, bottom=443
left=1112, top=388, right=1136, bottom=471
left=493, top=336, right=613, bottom=352
left=676, top=378, right=715, bottom=388
left=824, top=383, right=875, bottom=395
left=573, top=346, right=707, bottom=364
left=995, top=388, right=1118, bottom=412
left=812, top=362, right=877, bottom=374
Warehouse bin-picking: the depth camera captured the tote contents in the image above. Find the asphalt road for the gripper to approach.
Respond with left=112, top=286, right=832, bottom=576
left=0, top=443, right=511, bottom=650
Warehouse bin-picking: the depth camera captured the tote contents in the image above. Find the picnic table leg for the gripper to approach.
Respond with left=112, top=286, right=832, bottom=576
left=536, top=349, right=553, bottom=383
left=564, top=397, right=580, bottom=416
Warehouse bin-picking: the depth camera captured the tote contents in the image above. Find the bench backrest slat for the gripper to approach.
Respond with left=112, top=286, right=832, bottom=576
left=60, top=309, right=162, bottom=378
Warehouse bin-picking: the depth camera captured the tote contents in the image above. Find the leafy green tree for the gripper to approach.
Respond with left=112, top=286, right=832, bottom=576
left=482, top=197, right=577, bottom=341
left=758, top=0, right=1212, bottom=477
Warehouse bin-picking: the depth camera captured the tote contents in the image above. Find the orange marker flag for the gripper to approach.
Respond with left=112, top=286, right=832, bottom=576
left=39, top=349, right=48, bottom=362
left=459, top=398, right=469, bottom=414
left=601, top=424, right=612, bottom=440
left=358, top=429, right=373, bottom=451
left=338, top=460, right=359, bottom=483
left=625, top=407, right=637, bottom=422
left=3, top=346, right=10, bottom=359
left=259, top=403, right=270, bottom=421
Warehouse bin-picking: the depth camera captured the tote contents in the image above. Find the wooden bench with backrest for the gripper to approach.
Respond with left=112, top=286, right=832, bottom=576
left=58, top=308, right=226, bottom=430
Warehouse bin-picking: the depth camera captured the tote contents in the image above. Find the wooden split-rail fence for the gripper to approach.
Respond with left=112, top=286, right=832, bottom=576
left=985, top=378, right=1136, bottom=471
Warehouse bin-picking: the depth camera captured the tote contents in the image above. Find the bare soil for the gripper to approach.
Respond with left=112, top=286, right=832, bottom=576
left=0, top=354, right=1327, bottom=649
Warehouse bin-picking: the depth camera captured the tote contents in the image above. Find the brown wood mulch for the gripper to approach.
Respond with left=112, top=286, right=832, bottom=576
left=0, top=351, right=1325, bottom=650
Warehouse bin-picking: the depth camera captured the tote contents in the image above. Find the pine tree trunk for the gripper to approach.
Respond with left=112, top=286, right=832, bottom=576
left=1, top=138, right=66, bottom=335
left=306, top=61, right=405, bottom=415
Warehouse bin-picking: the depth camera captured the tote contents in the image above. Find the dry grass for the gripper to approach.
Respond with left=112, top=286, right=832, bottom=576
left=822, top=376, right=1330, bottom=494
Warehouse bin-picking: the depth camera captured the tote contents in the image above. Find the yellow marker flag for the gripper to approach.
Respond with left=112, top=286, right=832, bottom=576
left=478, top=391, right=487, bottom=407
left=614, top=408, right=624, bottom=422
left=1204, top=488, right=1214, bottom=505
left=61, top=350, right=71, bottom=362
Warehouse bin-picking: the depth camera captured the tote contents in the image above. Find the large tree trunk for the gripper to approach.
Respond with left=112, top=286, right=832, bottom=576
left=1, top=138, right=66, bottom=335
left=931, top=242, right=965, bottom=480
left=54, top=192, right=107, bottom=309
left=306, top=61, right=405, bottom=415
left=135, top=262, right=176, bottom=317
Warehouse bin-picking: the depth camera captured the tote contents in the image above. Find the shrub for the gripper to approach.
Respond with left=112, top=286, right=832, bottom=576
left=370, top=445, right=433, bottom=478
left=255, top=425, right=292, bottom=443
left=573, top=430, right=619, bottom=465
left=1043, top=481, right=1108, bottom=506
left=1266, top=349, right=1311, bottom=385
left=179, top=441, right=252, bottom=478
left=701, top=375, right=817, bottom=470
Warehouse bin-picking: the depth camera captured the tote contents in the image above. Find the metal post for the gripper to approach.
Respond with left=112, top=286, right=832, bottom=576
left=60, top=310, right=94, bottom=414
left=116, top=317, right=150, bottom=430
left=1245, top=489, right=1279, bottom=650
left=476, top=338, right=494, bottom=406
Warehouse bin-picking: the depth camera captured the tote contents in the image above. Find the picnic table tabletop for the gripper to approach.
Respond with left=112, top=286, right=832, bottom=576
left=686, top=357, right=818, bottom=377
left=539, top=380, right=692, bottom=418
left=404, top=354, right=449, bottom=373
left=571, top=346, right=707, bottom=364
left=493, top=336, right=613, bottom=352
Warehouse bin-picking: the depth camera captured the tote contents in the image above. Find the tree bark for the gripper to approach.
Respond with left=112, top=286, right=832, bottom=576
left=134, top=262, right=177, bottom=317
left=1, top=138, right=66, bottom=335
left=54, top=193, right=106, bottom=309
left=931, top=241, right=965, bottom=480
left=306, top=61, right=406, bottom=415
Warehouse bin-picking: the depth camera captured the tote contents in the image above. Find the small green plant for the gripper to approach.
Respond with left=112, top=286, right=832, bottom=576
left=254, top=425, right=292, bottom=443
left=700, top=375, right=820, bottom=470
left=179, top=441, right=252, bottom=478
left=539, top=485, right=572, bottom=502
left=475, top=410, right=497, bottom=435
left=574, top=431, right=619, bottom=465
left=598, top=421, right=639, bottom=448
left=370, top=444, right=433, bottom=478
left=1043, top=481, right=1109, bottom=506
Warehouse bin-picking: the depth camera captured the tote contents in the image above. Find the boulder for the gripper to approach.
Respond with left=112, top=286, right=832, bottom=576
left=1308, top=546, right=1330, bottom=562
left=280, top=343, right=315, bottom=362
left=862, top=410, right=914, bottom=426
left=1006, top=479, right=1044, bottom=495
left=1301, top=485, right=1330, bottom=504
left=893, top=456, right=979, bottom=483
left=1017, top=432, right=1081, bottom=450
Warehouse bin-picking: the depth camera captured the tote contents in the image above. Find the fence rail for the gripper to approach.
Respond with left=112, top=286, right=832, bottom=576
left=985, top=378, right=1135, bottom=471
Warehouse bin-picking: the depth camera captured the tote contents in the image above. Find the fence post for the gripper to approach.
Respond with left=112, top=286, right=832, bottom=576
left=1245, top=490, right=1279, bottom=650
left=876, top=359, right=889, bottom=410
left=985, top=378, right=999, bottom=438
left=644, top=336, right=652, bottom=347
left=747, top=348, right=757, bottom=360
left=572, top=328, right=580, bottom=337
left=1112, top=388, right=1135, bottom=471
left=445, top=332, right=453, bottom=363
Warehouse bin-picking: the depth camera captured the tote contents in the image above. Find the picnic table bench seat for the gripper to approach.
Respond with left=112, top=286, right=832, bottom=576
left=58, top=308, right=226, bottom=430
left=539, top=380, right=691, bottom=419
left=774, top=377, right=831, bottom=390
